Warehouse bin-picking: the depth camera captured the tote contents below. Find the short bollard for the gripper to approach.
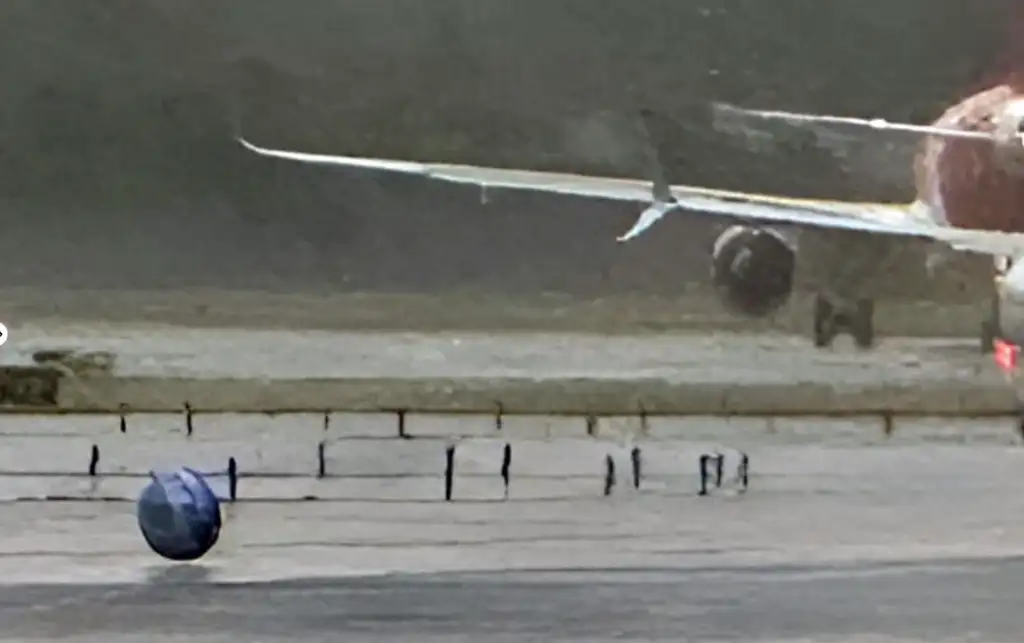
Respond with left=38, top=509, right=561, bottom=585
left=118, top=403, right=128, bottom=434
left=737, top=452, right=749, bottom=493
left=88, top=445, right=100, bottom=476
left=500, top=443, right=511, bottom=499
left=882, top=412, right=894, bottom=437
left=495, top=402, right=504, bottom=431
left=713, top=453, right=724, bottom=488
left=227, top=457, right=238, bottom=502
left=444, top=444, right=456, bottom=501
left=630, top=446, right=642, bottom=490
left=323, top=412, right=330, bottom=432
left=586, top=415, right=597, bottom=437
left=316, top=441, right=327, bottom=479
left=397, top=410, right=408, bottom=439
left=698, top=454, right=710, bottom=496
left=183, top=402, right=194, bottom=437
left=603, top=455, right=616, bottom=496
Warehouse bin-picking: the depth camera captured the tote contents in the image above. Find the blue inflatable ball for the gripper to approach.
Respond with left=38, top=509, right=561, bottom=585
left=137, top=467, right=222, bottom=561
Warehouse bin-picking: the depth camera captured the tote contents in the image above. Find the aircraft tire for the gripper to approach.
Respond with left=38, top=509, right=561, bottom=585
left=981, top=295, right=1001, bottom=354
left=813, top=294, right=837, bottom=348
left=851, top=298, right=875, bottom=350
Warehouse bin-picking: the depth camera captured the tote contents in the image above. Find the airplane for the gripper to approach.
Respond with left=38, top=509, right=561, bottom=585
left=236, top=84, right=1024, bottom=353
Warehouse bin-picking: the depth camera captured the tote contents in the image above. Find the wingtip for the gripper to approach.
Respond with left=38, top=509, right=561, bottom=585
left=236, top=136, right=267, bottom=156
left=616, top=229, right=640, bottom=243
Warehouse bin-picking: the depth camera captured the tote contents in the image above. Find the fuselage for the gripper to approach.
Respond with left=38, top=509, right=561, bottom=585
left=915, top=85, right=1024, bottom=341
left=915, top=85, right=1024, bottom=233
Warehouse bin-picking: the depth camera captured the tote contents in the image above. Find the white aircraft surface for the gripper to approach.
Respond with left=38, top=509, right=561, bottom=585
left=237, top=98, right=1024, bottom=352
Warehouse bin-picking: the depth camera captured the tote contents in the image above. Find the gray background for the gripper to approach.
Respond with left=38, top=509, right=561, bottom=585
left=0, top=1, right=1012, bottom=305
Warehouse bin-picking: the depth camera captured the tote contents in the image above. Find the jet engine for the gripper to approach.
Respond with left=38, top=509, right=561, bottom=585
left=711, top=225, right=796, bottom=317
left=992, top=100, right=1024, bottom=176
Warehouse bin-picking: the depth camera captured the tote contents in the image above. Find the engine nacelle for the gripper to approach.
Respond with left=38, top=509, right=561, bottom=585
left=992, top=99, right=1024, bottom=176
left=711, top=225, right=796, bottom=317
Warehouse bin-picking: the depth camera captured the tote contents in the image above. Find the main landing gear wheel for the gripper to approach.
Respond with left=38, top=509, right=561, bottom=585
left=984, top=259, right=1012, bottom=354
left=980, top=295, right=1001, bottom=354
left=850, top=299, right=875, bottom=349
left=813, top=294, right=875, bottom=349
left=813, top=295, right=837, bottom=348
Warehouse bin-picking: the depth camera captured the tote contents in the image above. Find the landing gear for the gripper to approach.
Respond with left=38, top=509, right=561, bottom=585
left=982, top=259, right=1010, bottom=354
left=851, top=299, right=876, bottom=349
left=813, top=294, right=875, bottom=349
left=813, top=295, right=836, bottom=348
left=981, top=293, right=1001, bottom=354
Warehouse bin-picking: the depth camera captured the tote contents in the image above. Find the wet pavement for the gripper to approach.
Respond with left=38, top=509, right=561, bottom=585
left=0, top=417, right=1023, bottom=641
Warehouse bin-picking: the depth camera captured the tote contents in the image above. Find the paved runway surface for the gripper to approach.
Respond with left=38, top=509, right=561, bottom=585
left=0, top=325, right=1017, bottom=641
left=4, top=559, right=1024, bottom=642
left=2, top=415, right=1024, bottom=641
left=3, top=325, right=1001, bottom=386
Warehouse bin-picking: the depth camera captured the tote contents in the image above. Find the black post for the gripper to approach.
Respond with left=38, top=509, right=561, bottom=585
left=630, top=446, right=642, bottom=489
left=500, top=443, right=511, bottom=499
left=397, top=410, right=407, bottom=439
left=713, top=453, right=724, bottom=488
left=495, top=402, right=504, bottom=431
left=88, top=445, right=99, bottom=476
left=323, top=412, right=330, bottom=432
left=698, top=454, right=709, bottom=496
left=227, top=457, right=238, bottom=502
left=444, top=444, right=456, bottom=501
left=184, top=402, right=193, bottom=437
left=603, top=454, right=616, bottom=496
left=317, top=441, right=326, bottom=479
left=118, top=403, right=127, bottom=434
left=737, top=452, right=749, bottom=493
left=586, top=415, right=597, bottom=437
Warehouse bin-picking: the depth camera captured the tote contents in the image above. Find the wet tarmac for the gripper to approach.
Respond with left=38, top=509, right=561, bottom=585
left=0, top=323, right=1017, bottom=641
left=4, top=559, right=1024, bottom=642
left=1, top=418, right=1024, bottom=641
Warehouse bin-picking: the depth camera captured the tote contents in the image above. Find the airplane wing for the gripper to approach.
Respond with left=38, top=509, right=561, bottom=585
left=710, top=102, right=918, bottom=191
left=237, top=137, right=1024, bottom=259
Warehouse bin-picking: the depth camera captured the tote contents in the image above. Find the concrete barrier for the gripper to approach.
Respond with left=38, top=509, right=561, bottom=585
left=0, top=366, right=59, bottom=407
left=50, top=375, right=1022, bottom=415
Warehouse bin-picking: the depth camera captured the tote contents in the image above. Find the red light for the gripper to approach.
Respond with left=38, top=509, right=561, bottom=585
left=994, top=338, right=1020, bottom=373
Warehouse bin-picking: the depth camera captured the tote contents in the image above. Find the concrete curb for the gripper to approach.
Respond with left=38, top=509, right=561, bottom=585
left=42, top=375, right=1022, bottom=415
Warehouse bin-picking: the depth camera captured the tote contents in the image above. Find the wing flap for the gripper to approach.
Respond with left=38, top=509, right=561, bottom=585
left=415, top=161, right=927, bottom=238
